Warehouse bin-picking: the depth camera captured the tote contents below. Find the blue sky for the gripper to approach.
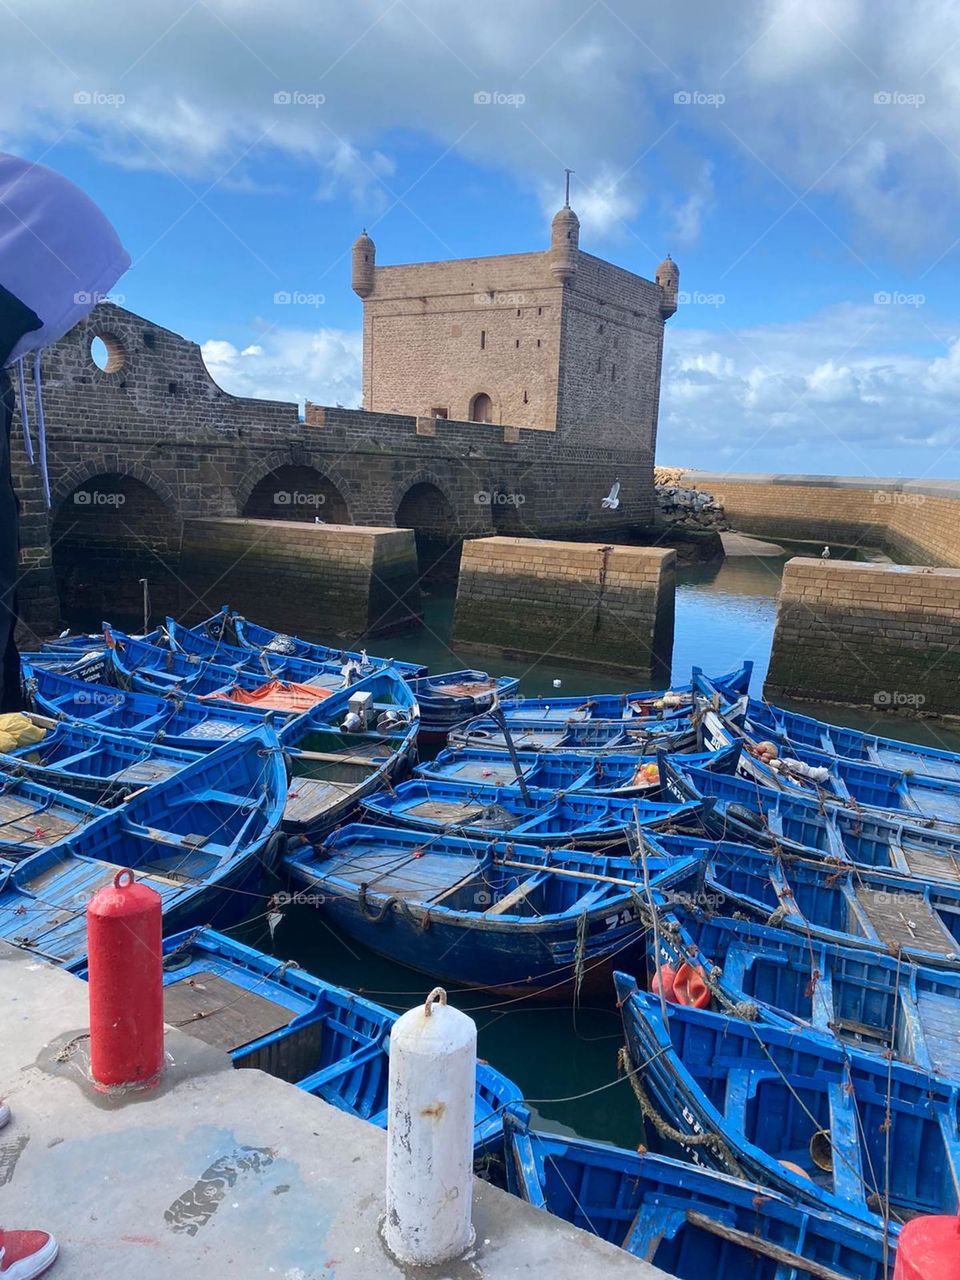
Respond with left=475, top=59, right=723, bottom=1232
left=7, top=0, right=960, bottom=477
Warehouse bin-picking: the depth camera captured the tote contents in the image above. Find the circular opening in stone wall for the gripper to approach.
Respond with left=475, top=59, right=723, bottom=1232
left=90, top=333, right=125, bottom=374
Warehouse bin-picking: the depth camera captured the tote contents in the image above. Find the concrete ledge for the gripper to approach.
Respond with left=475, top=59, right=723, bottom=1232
left=673, top=469, right=960, bottom=567
left=179, top=518, right=421, bottom=639
left=452, top=536, right=674, bottom=675
left=0, top=945, right=665, bottom=1279
left=765, top=557, right=960, bottom=715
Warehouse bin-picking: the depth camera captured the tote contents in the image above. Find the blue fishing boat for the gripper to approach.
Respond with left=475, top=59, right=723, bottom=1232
left=614, top=974, right=960, bottom=1231
left=504, top=1111, right=897, bottom=1278
left=24, top=662, right=269, bottom=751
left=447, top=712, right=701, bottom=754
left=0, top=714, right=201, bottom=804
left=650, top=907, right=960, bottom=1080
left=282, top=823, right=700, bottom=994
left=493, top=661, right=753, bottom=722
left=149, top=928, right=519, bottom=1153
left=360, top=776, right=708, bottom=848
left=0, top=771, right=106, bottom=857
left=205, top=606, right=429, bottom=678
left=660, top=749, right=960, bottom=886
left=418, top=742, right=737, bottom=797
left=107, top=630, right=350, bottom=701
left=278, top=667, right=419, bottom=836
left=745, top=691, right=960, bottom=783
left=697, top=672, right=960, bottom=829
left=0, top=723, right=288, bottom=968
left=406, top=670, right=521, bottom=736
left=648, top=831, right=960, bottom=969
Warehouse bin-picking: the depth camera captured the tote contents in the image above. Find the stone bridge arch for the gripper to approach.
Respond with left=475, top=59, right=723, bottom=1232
left=237, top=456, right=352, bottom=524
left=50, top=463, right=183, bottom=628
left=394, top=471, right=462, bottom=584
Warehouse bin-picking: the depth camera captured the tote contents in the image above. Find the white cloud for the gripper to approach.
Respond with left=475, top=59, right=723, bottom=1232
left=659, top=302, right=960, bottom=475
left=6, top=0, right=960, bottom=252
left=200, top=328, right=362, bottom=410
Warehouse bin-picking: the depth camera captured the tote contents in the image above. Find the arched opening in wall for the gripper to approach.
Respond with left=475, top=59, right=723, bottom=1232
left=52, top=475, right=181, bottom=630
left=89, top=333, right=125, bottom=374
left=395, top=481, right=461, bottom=586
left=469, top=392, right=493, bottom=424
left=242, top=465, right=350, bottom=523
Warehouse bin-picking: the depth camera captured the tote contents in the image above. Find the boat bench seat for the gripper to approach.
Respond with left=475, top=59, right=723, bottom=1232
left=827, top=1080, right=866, bottom=1209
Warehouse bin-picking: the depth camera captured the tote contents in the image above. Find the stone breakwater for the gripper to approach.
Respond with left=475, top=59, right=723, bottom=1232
left=654, top=467, right=728, bottom=534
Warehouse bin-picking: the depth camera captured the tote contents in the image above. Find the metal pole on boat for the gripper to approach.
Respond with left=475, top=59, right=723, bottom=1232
left=634, top=806, right=670, bottom=1025
left=383, top=987, right=476, bottom=1266
left=488, top=694, right=532, bottom=804
left=139, top=578, right=150, bottom=636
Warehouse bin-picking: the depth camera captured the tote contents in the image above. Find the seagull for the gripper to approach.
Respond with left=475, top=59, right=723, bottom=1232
left=821, top=545, right=831, bottom=559
left=601, top=480, right=621, bottom=510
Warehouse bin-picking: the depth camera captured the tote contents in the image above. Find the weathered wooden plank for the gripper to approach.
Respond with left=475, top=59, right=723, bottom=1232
left=163, top=971, right=294, bottom=1051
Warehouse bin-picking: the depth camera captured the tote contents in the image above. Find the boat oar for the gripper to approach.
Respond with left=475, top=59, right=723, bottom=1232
left=488, top=694, right=533, bottom=805
left=493, top=857, right=646, bottom=891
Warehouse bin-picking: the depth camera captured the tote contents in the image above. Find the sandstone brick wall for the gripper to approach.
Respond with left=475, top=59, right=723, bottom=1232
left=557, top=251, right=665, bottom=453
left=362, top=252, right=562, bottom=429
left=358, top=244, right=668, bottom=453
left=678, top=470, right=960, bottom=566
left=179, top=519, right=420, bottom=640
left=765, top=558, right=960, bottom=714
left=12, top=300, right=658, bottom=636
left=452, top=536, right=675, bottom=675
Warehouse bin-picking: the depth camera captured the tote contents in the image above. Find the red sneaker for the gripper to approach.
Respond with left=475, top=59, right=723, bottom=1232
left=0, top=1231, right=59, bottom=1279
left=0, top=1101, right=9, bottom=1129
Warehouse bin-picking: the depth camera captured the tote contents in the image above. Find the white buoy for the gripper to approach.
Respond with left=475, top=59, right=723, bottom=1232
left=383, top=988, right=476, bottom=1265
left=552, top=678, right=562, bottom=688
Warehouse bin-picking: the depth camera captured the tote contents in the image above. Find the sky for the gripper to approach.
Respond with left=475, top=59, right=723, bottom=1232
left=6, top=0, right=960, bottom=478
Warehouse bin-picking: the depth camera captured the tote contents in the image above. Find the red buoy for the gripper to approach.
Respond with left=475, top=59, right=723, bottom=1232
left=894, top=1215, right=960, bottom=1280
left=87, top=868, right=164, bottom=1089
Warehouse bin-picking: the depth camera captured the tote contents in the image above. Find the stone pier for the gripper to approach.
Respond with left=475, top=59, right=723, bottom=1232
left=765, top=558, right=960, bottom=715
left=179, top=519, right=421, bottom=639
left=452, top=536, right=675, bottom=675
left=0, top=944, right=666, bottom=1280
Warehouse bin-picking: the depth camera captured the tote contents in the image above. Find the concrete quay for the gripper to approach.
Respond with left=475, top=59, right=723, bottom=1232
left=0, top=944, right=666, bottom=1279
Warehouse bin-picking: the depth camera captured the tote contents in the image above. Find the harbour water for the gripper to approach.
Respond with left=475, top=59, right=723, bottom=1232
left=230, top=547, right=960, bottom=1150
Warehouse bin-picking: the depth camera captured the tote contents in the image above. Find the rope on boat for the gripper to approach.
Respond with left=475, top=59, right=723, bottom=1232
left=357, top=884, right=431, bottom=930
left=618, top=1044, right=745, bottom=1175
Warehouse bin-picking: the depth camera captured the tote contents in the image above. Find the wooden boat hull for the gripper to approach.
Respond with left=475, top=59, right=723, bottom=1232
left=361, top=776, right=710, bottom=849
left=0, top=724, right=289, bottom=969
left=279, top=666, right=420, bottom=836
left=504, top=1112, right=897, bottom=1278
left=283, top=823, right=701, bottom=995
left=615, top=975, right=960, bottom=1231
left=647, top=832, right=960, bottom=970
left=660, top=750, right=960, bottom=888
left=651, top=907, right=960, bottom=1080
left=0, top=716, right=201, bottom=804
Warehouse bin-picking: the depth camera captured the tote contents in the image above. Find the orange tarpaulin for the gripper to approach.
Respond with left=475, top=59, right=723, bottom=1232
left=201, top=680, right=333, bottom=713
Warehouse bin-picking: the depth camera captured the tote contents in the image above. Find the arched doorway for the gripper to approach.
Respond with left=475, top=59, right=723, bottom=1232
left=469, top=392, right=494, bottom=424
left=52, top=475, right=182, bottom=629
left=243, top=465, right=349, bottom=523
left=395, top=481, right=461, bottom=585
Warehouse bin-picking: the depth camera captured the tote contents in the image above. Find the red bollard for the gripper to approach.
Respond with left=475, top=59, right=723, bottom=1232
left=87, top=868, right=164, bottom=1089
left=894, top=1215, right=960, bottom=1280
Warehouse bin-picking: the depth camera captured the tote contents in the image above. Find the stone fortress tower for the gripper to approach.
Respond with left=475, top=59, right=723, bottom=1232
left=351, top=186, right=678, bottom=455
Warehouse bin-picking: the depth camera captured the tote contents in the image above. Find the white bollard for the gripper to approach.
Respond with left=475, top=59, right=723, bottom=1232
left=383, top=987, right=476, bottom=1266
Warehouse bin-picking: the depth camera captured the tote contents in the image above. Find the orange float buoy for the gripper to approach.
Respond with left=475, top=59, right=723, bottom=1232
left=651, top=964, right=678, bottom=1002
left=673, top=962, right=711, bottom=1009
left=894, top=1215, right=960, bottom=1280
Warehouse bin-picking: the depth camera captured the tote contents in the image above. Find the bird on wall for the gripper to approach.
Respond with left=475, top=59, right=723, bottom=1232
left=601, top=480, right=621, bottom=510
left=821, top=545, right=831, bottom=559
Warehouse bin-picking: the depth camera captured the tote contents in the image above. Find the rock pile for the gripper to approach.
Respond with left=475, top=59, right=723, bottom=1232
left=654, top=467, right=728, bottom=532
